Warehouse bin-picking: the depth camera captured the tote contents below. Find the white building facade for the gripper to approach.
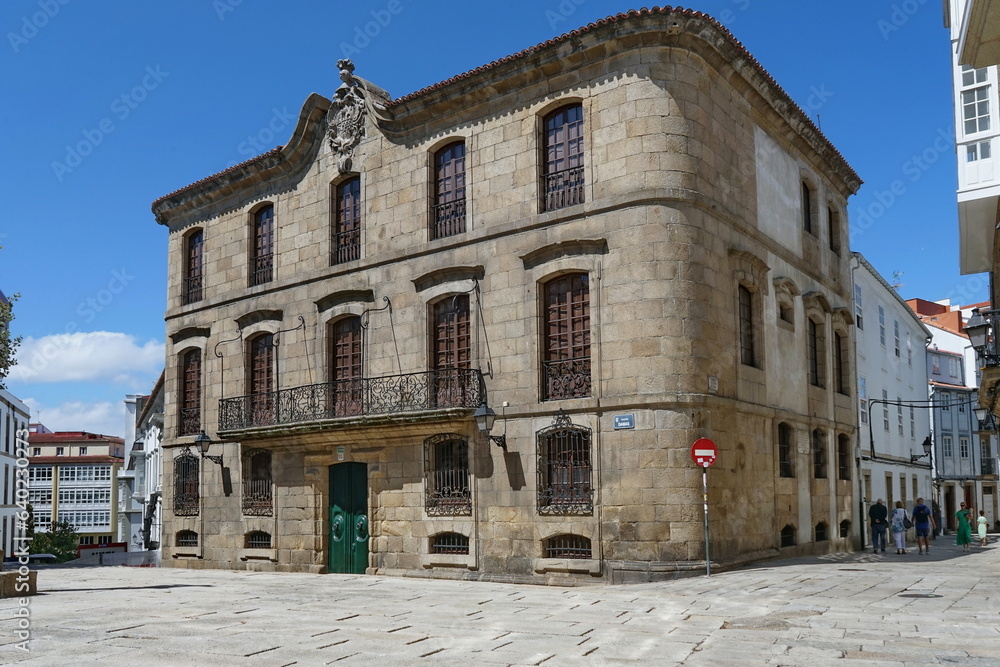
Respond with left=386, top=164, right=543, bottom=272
left=121, top=374, right=163, bottom=556
left=851, top=254, right=932, bottom=541
left=0, top=389, right=30, bottom=559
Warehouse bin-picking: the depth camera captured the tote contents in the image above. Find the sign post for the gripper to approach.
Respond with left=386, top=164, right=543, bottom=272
left=690, top=438, right=717, bottom=576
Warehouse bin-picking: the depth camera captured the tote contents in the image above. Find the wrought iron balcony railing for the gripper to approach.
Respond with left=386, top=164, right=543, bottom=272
left=219, top=368, right=485, bottom=431
left=431, top=199, right=466, bottom=239
left=542, top=357, right=592, bottom=401
left=982, top=457, right=998, bottom=475
left=543, top=165, right=585, bottom=212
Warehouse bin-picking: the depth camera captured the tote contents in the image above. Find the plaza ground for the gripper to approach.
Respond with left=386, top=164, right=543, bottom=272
left=1, top=536, right=999, bottom=666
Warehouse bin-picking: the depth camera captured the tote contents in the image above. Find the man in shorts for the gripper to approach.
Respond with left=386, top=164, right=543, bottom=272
left=911, top=497, right=935, bottom=554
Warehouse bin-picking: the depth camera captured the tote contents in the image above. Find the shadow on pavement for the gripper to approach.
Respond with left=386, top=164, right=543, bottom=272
left=39, top=584, right=214, bottom=594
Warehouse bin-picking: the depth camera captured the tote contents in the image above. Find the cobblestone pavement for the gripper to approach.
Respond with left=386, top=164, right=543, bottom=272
left=1, top=537, right=998, bottom=666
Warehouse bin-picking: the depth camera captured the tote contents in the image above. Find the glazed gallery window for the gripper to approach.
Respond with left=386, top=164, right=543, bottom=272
left=173, top=452, right=200, bottom=517
left=179, top=348, right=201, bottom=436
left=967, top=140, right=992, bottom=161
left=432, top=141, right=466, bottom=239
left=183, top=230, right=204, bottom=305
left=778, top=422, right=795, bottom=478
left=242, top=449, right=272, bottom=516
left=333, top=177, right=362, bottom=264
left=963, top=85, right=991, bottom=135
left=250, top=205, right=274, bottom=286
left=537, top=418, right=593, bottom=514
left=424, top=435, right=471, bottom=516
left=328, top=316, right=363, bottom=416
left=738, top=285, right=756, bottom=367
left=432, top=296, right=473, bottom=407
left=812, top=429, right=827, bottom=479
left=542, top=273, right=591, bottom=400
left=247, top=334, right=275, bottom=427
left=542, top=104, right=585, bottom=212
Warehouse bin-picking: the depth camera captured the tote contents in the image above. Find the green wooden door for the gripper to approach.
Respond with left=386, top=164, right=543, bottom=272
left=329, top=462, right=369, bottom=574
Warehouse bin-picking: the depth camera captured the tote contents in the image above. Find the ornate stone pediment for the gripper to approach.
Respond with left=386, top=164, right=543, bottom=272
left=327, top=60, right=368, bottom=174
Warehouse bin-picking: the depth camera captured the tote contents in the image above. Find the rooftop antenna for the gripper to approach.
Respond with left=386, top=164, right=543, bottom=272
left=891, top=270, right=904, bottom=291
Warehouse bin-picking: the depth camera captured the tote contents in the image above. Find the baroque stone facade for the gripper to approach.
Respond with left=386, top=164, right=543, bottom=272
left=152, top=8, right=860, bottom=582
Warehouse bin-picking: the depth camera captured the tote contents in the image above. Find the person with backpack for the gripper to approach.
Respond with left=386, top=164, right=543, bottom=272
left=911, top=497, right=935, bottom=555
left=869, top=498, right=888, bottom=553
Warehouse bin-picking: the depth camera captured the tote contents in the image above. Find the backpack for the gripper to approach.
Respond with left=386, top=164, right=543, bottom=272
left=916, top=506, right=930, bottom=521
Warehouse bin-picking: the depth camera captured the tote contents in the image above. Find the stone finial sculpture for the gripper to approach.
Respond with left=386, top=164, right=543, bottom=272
left=327, top=59, right=367, bottom=174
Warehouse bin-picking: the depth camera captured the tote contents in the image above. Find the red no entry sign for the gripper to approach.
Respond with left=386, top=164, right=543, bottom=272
left=690, top=438, right=717, bottom=467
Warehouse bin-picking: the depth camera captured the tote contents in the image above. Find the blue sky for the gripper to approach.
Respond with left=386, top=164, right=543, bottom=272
left=0, top=0, right=982, bottom=438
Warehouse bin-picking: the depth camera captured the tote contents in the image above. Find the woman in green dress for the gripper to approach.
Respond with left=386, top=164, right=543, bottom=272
left=956, top=502, right=973, bottom=552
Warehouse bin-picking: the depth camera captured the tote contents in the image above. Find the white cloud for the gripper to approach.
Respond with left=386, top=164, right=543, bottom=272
left=10, top=332, right=164, bottom=384
left=22, top=398, right=129, bottom=439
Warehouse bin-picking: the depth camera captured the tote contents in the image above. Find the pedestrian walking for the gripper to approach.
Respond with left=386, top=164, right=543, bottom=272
left=891, top=501, right=908, bottom=554
left=956, top=502, right=973, bottom=552
left=911, top=497, right=935, bottom=555
left=869, top=499, right=888, bottom=553
left=977, top=510, right=988, bottom=547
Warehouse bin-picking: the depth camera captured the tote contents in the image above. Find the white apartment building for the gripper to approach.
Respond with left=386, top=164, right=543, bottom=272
left=121, top=374, right=164, bottom=555
left=851, top=254, right=932, bottom=541
left=0, top=389, right=30, bottom=559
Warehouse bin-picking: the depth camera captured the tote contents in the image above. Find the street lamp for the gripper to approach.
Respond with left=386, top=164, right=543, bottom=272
left=193, top=430, right=224, bottom=466
left=473, top=403, right=507, bottom=451
left=910, top=435, right=933, bottom=463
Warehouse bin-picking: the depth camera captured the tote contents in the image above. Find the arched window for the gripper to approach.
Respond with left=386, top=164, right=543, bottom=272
left=544, top=534, right=591, bottom=559
left=537, top=412, right=592, bottom=514
left=780, top=524, right=796, bottom=547
left=250, top=205, right=274, bottom=286
left=839, top=519, right=851, bottom=538
left=329, top=316, right=363, bottom=416
left=175, top=530, right=198, bottom=547
left=244, top=530, right=272, bottom=549
left=179, top=348, right=201, bottom=436
left=242, top=449, right=272, bottom=516
left=333, top=177, right=361, bottom=264
left=778, top=422, right=795, bottom=478
left=815, top=522, right=829, bottom=542
left=183, top=230, right=204, bottom=305
left=542, top=273, right=591, bottom=400
left=247, top=333, right=275, bottom=426
left=432, top=296, right=472, bottom=407
left=432, top=141, right=466, bottom=239
left=424, top=434, right=471, bottom=515
left=542, top=104, right=584, bottom=211
left=173, top=452, right=199, bottom=517
left=812, top=429, right=827, bottom=479
left=430, top=532, right=469, bottom=555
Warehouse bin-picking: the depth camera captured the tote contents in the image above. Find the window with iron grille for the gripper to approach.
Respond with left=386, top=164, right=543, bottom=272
left=780, top=524, right=796, bottom=547
left=812, top=429, right=827, bottom=479
left=432, top=141, right=466, bottom=239
left=837, top=434, right=851, bottom=481
left=242, top=449, right=272, bottom=516
left=827, top=205, right=840, bottom=254
left=247, top=334, right=275, bottom=427
left=333, top=177, right=361, bottom=264
left=424, top=434, right=471, bottom=515
left=173, top=452, right=199, bottom=516
left=432, top=296, right=472, bottom=408
left=179, top=348, right=201, bottom=436
left=839, top=520, right=851, bottom=538
left=815, top=522, right=828, bottom=542
left=329, top=316, right=363, bottom=417
left=834, top=332, right=849, bottom=395
left=250, top=205, right=274, bottom=286
left=542, top=105, right=584, bottom=211
left=183, top=230, right=204, bottom=305
left=244, top=530, right=271, bottom=549
left=430, top=532, right=469, bottom=555
left=544, top=534, right=592, bottom=559
left=801, top=181, right=814, bottom=234
left=778, top=422, right=795, bottom=478
left=537, top=413, right=592, bottom=514
left=176, top=530, right=198, bottom=547
left=807, top=319, right=824, bottom=388
left=542, top=273, right=591, bottom=400
left=738, top=284, right=755, bottom=367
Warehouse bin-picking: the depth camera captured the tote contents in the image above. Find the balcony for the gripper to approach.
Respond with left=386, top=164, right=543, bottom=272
left=982, top=457, right=998, bottom=476
left=543, top=165, right=585, bottom=212
left=218, top=368, right=485, bottom=433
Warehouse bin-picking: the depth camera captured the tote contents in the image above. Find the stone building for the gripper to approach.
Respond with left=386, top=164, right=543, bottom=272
left=152, top=8, right=860, bottom=582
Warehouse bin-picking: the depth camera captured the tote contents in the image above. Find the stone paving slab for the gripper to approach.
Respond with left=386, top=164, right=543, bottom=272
left=0, top=538, right=999, bottom=665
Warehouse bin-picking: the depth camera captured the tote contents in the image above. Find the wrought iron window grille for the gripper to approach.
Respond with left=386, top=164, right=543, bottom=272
left=173, top=450, right=200, bottom=517
left=424, top=435, right=472, bottom=516
left=430, top=532, right=469, bottom=555
left=536, top=410, right=593, bottom=515
left=544, top=534, right=591, bottom=559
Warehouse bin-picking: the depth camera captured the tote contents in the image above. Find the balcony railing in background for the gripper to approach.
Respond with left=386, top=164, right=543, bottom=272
left=219, top=368, right=484, bottom=431
left=982, top=457, right=998, bottom=475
